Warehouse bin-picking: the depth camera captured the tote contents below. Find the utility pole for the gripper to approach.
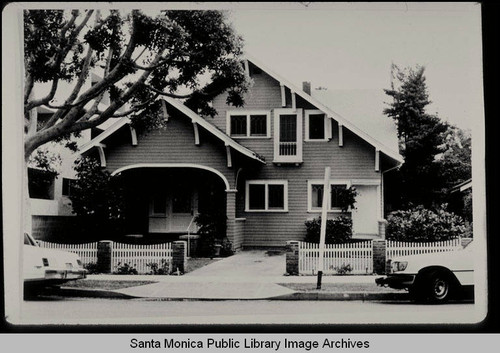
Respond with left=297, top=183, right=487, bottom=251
left=317, top=166, right=330, bottom=289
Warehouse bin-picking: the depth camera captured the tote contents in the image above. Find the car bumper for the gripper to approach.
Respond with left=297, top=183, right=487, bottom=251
left=45, top=269, right=87, bottom=281
left=376, top=274, right=416, bottom=290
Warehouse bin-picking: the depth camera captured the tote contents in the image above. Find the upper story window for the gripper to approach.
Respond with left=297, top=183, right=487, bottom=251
left=274, top=108, right=303, bottom=163
left=245, top=180, right=288, bottom=212
left=307, top=180, right=351, bottom=212
left=227, top=110, right=271, bottom=138
left=305, top=110, right=330, bottom=141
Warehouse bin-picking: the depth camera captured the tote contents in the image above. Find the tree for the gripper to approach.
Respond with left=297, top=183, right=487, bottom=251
left=383, top=65, right=448, bottom=209
left=70, top=156, right=126, bottom=239
left=23, top=9, right=250, bottom=161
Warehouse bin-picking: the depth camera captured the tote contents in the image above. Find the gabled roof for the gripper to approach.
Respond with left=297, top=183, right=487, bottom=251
left=78, top=98, right=266, bottom=164
left=244, top=54, right=404, bottom=164
left=163, top=97, right=265, bottom=163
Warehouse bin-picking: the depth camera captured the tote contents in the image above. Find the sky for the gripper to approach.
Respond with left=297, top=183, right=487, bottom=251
left=225, top=2, right=483, bottom=131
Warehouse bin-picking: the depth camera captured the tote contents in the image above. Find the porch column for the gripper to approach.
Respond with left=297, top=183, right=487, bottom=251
left=225, top=189, right=240, bottom=251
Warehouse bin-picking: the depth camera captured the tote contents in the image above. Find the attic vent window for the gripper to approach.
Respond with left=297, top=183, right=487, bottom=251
left=305, top=110, right=329, bottom=141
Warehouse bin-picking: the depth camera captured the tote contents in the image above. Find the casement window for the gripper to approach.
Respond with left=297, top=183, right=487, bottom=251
left=62, top=178, right=75, bottom=197
left=273, top=108, right=303, bottom=163
left=227, top=110, right=271, bottom=138
left=307, top=180, right=351, bottom=212
left=305, top=110, right=331, bottom=141
left=245, top=180, right=288, bottom=212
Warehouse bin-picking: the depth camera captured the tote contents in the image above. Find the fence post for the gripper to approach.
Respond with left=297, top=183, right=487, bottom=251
left=172, top=241, right=187, bottom=274
left=372, top=239, right=387, bottom=275
left=97, top=240, right=113, bottom=274
left=286, top=241, right=300, bottom=275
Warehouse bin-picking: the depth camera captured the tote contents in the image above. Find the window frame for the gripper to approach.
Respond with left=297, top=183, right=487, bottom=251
left=245, top=180, right=289, bottom=212
left=150, top=193, right=168, bottom=216
left=307, top=179, right=352, bottom=212
left=273, top=108, right=303, bottom=163
left=226, top=110, right=271, bottom=138
left=304, top=109, right=331, bottom=142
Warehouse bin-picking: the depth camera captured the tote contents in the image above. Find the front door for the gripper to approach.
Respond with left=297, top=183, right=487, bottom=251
left=148, top=183, right=198, bottom=233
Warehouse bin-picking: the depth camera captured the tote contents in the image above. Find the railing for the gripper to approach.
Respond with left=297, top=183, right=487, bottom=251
left=386, top=238, right=462, bottom=260
left=38, top=241, right=98, bottom=266
left=279, top=141, right=297, bottom=156
left=298, top=241, right=373, bottom=275
left=111, top=242, right=173, bottom=274
left=186, top=215, right=197, bottom=257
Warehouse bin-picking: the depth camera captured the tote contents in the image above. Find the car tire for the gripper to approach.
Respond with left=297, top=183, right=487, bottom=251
left=423, top=270, right=453, bottom=303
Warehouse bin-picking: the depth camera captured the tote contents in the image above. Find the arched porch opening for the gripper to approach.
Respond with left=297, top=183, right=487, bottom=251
left=114, top=165, right=228, bottom=244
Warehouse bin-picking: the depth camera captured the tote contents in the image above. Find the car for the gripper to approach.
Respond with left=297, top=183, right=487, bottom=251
left=375, top=240, right=474, bottom=303
left=23, top=233, right=87, bottom=290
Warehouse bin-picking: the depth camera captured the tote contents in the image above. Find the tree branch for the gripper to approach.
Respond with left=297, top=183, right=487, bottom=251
left=144, top=84, right=194, bottom=99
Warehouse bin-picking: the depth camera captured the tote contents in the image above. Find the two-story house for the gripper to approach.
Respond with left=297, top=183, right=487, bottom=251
left=79, top=56, right=403, bottom=250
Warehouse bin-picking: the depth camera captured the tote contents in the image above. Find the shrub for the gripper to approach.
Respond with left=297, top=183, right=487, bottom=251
left=304, top=216, right=353, bottom=244
left=332, top=263, right=353, bottom=275
left=386, top=205, right=467, bottom=242
left=113, top=262, right=138, bottom=275
left=146, top=259, right=171, bottom=275
left=195, top=211, right=227, bottom=257
left=83, top=262, right=100, bottom=275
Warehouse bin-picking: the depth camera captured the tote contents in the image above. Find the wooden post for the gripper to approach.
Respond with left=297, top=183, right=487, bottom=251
left=317, top=166, right=331, bottom=289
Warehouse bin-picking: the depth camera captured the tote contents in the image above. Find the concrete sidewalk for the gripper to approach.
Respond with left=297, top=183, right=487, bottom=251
left=60, top=251, right=408, bottom=301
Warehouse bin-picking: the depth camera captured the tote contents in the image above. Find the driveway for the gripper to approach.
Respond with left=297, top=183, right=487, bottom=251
left=186, top=250, right=286, bottom=278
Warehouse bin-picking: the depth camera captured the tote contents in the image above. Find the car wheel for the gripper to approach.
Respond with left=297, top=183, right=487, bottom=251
left=424, top=270, right=453, bottom=303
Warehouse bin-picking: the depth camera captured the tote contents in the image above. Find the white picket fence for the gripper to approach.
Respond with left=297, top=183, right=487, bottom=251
left=386, top=238, right=462, bottom=260
left=38, top=240, right=98, bottom=266
left=298, top=241, right=373, bottom=275
left=111, top=242, right=173, bottom=274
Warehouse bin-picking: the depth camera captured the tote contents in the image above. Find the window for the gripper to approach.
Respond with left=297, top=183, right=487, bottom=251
left=307, top=180, right=351, bottom=212
left=151, top=193, right=167, bottom=215
left=246, top=180, right=288, bottom=212
left=227, top=111, right=271, bottom=138
left=62, top=178, right=75, bottom=197
left=274, top=108, right=303, bottom=163
left=305, top=110, right=330, bottom=141
left=28, top=168, right=55, bottom=200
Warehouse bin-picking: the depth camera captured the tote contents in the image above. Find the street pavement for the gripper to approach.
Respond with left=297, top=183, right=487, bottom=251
left=59, top=250, right=407, bottom=301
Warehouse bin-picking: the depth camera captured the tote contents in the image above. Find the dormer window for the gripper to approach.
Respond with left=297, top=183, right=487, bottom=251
left=227, top=110, right=271, bottom=138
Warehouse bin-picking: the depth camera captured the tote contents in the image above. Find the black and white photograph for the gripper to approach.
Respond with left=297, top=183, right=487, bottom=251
left=1, top=0, right=493, bottom=344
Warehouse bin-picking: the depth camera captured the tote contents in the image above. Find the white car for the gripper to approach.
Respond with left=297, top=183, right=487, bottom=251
left=376, top=240, right=474, bottom=303
left=23, top=233, right=87, bottom=289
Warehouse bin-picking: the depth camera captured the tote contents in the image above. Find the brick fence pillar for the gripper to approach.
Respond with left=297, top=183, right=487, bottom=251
left=378, top=219, right=388, bottom=239
left=172, top=241, right=187, bottom=274
left=372, top=239, right=387, bottom=275
left=286, top=241, right=300, bottom=275
left=97, top=240, right=113, bottom=274
left=461, top=237, right=473, bottom=248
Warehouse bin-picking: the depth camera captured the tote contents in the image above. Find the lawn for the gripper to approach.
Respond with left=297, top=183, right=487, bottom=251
left=62, top=280, right=157, bottom=290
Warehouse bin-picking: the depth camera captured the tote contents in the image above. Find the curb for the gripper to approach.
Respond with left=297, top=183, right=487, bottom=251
left=54, top=287, right=409, bottom=301
left=56, top=287, right=138, bottom=299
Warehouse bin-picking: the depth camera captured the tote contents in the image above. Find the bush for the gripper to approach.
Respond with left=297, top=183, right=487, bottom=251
left=386, top=205, right=467, bottom=242
left=146, top=259, right=171, bottom=275
left=304, top=216, right=353, bottom=244
left=195, top=211, right=227, bottom=257
left=83, top=262, right=100, bottom=274
left=113, top=262, right=138, bottom=275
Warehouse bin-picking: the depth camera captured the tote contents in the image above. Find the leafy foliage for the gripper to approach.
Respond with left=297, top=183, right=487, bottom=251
left=70, top=156, right=126, bottom=237
left=146, top=259, right=171, bottom=275
left=336, top=186, right=358, bottom=212
left=194, top=211, right=227, bottom=257
left=383, top=65, right=469, bottom=209
left=304, top=216, right=353, bottom=244
left=113, top=262, right=138, bottom=275
left=24, top=9, right=250, bottom=160
left=386, top=205, right=467, bottom=242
